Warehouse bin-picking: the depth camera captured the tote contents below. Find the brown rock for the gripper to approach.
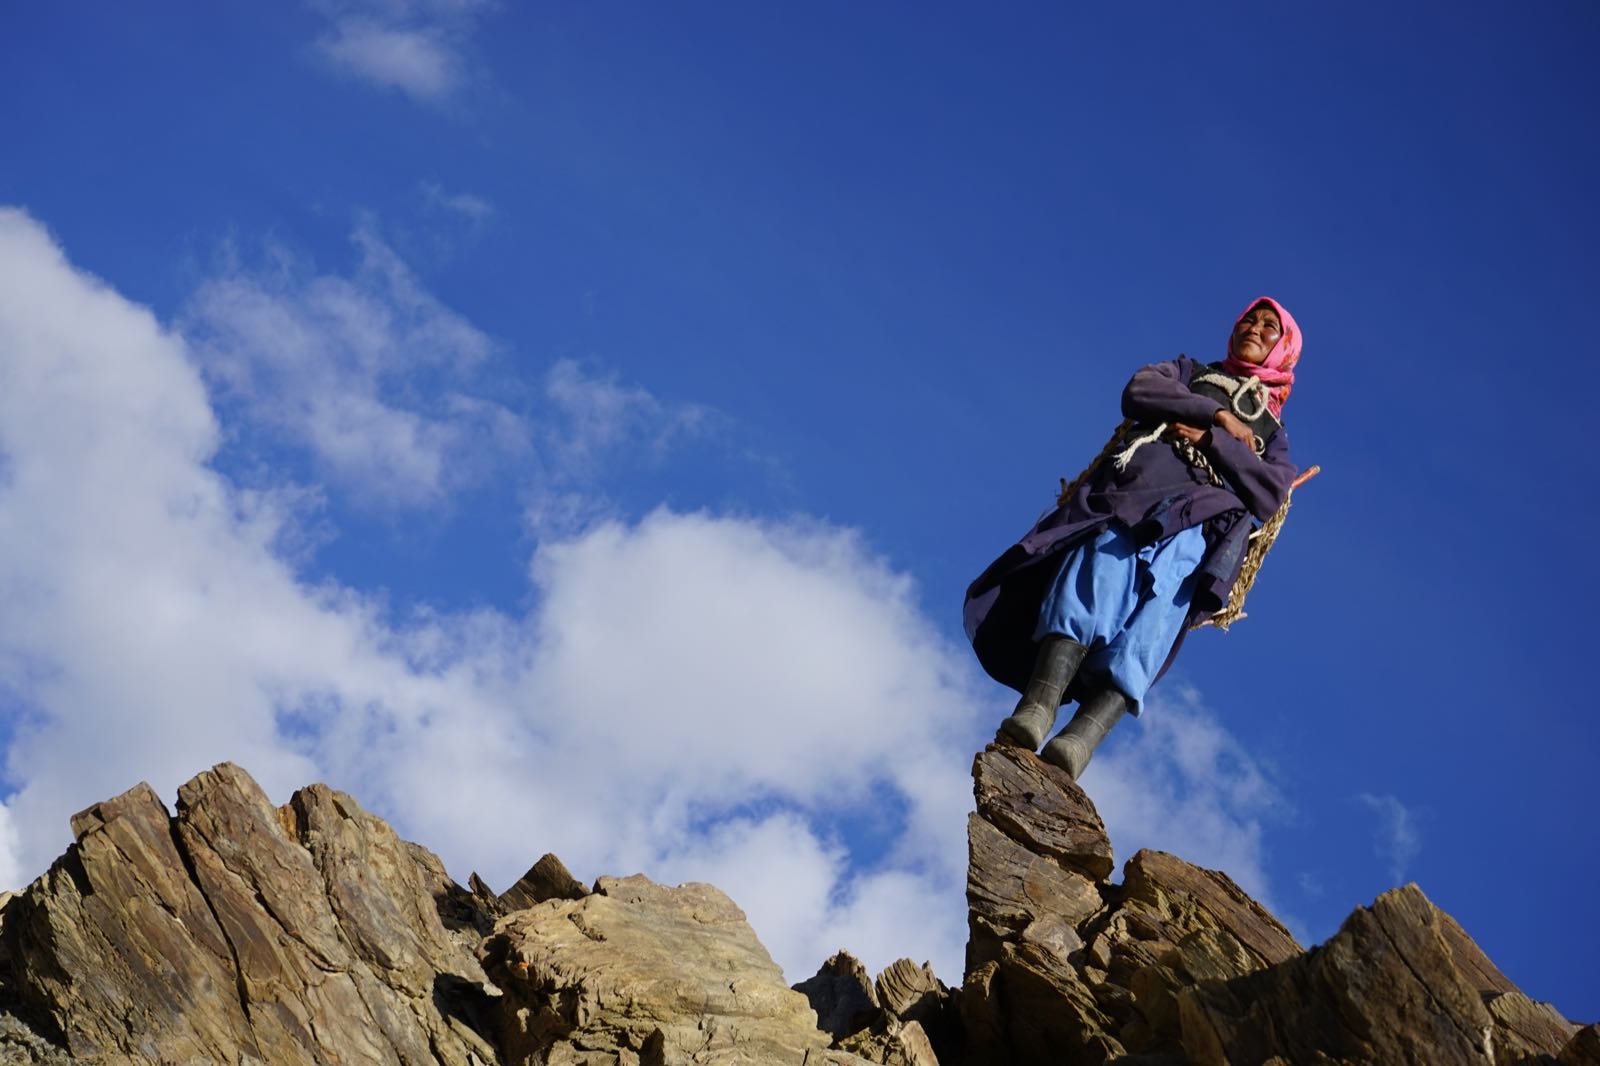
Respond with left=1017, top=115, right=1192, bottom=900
left=478, top=873, right=873, bottom=1065
left=4, top=780, right=256, bottom=1062
left=1, top=749, right=1585, bottom=1066
left=1486, top=991, right=1579, bottom=1065
left=875, top=958, right=943, bottom=1021
left=962, top=744, right=1123, bottom=1062
left=1175, top=884, right=1574, bottom=1066
left=0, top=763, right=499, bottom=1065
left=1119, top=850, right=1300, bottom=972
left=840, top=1017, right=941, bottom=1066
left=874, top=958, right=959, bottom=1060
left=1560, top=1024, right=1600, bottom=1065
left=965, top=814, right=1102, bottom=969
left=497, top=852, right=590, bottom=912
left=1066, top=849, right=1303, bottom=1055
left=972, top=743, right=1114, bottom=881
left=794, top=951, right=880, bottom=1041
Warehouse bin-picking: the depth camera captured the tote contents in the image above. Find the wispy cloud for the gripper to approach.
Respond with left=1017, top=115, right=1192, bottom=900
left=310, top=1, right=493, bottom=103
left=420, top=181, right=494, bottom=227
left=184, top=223, right=525, bottom=509
left=1089, top=683, right=1291, bottom=915
left=1357, top=792, right=1421, bottom=883
left=544, top=359, right=712, bottom=470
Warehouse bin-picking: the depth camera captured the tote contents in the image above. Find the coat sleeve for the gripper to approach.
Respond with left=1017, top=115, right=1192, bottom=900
left=1122, top=357, right=1229, bottom=428
left=1201, top=424, right=1297, bottom=523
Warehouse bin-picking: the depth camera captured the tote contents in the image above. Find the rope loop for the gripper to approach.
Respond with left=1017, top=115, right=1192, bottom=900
left=1230, top=375, right=1270, bottom=422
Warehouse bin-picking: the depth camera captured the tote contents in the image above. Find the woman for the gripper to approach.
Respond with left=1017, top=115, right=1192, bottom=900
left=962, top=297, right=1302, bottom=778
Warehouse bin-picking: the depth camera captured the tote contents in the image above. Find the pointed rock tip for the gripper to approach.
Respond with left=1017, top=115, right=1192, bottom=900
left=498, top=852, right=590, bottom=912
left=971, top=740, right=1114, bottom=881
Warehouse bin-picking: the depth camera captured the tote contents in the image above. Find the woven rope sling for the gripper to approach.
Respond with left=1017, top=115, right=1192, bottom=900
left=1055, top=419, right=1314, bottom=632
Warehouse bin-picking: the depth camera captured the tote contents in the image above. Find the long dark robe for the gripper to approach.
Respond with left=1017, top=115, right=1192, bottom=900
left=963, top=355, right=1298, bottom=696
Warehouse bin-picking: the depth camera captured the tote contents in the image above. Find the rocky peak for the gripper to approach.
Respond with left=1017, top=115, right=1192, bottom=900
left=956, top=742, right=1593, bottom=1065
left=0, top=751, right=1590, bottom=1065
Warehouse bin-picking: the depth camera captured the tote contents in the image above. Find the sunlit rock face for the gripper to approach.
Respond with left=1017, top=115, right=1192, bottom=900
left=0, top=753, right=1590, bottom=1066
left=956, top=741, right=1586, bottom=1066
left=0, top=762, right=501, bottom=1065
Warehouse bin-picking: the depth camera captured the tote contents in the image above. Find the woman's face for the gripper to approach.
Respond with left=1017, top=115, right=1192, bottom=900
left=1231, top=303, right=1282, bottom=365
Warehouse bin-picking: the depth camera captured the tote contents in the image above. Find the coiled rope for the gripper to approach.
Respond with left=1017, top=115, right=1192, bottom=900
left=1054, top=415, right=1315, bottom=632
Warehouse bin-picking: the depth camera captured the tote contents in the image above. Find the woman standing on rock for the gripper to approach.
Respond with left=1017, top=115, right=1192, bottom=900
left=963, top=298, right=1303, bottom=779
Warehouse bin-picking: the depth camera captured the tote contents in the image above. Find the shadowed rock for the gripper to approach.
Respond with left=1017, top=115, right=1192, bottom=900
left=1177, top=883, right=1578, bottom=1066
left=875, top=958, right=960, bottom=1058
left=497, top=852, right=590, bottom=912
left=956, top=741, right=1581, bottom=1065
left=793, top=953, right=954, bottom=1066
left=795, top=951, right=880, bottom=1042
left=1560, top=1024, right=1600, bottom=1065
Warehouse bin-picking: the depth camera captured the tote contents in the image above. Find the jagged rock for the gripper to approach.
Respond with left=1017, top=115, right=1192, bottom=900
left=964, top=746, right=1106, bottom=970
left=1486, top=991, right=1580, bottom=1065
left=840, top=1017, right=940, bottom=1066
left=1075, top=848, right=1302, bottom=1055
left=972, top=741, right=1114, bottom=881
left=961, top=744, right=1311, bottom=1063
left=0, top=1010, right=79, bottom=1065
left=792, top=955, right=952, bottom=1066
left=875, top=959, right=941, bottom=1021
left=1176, top=884, right=1576, bottom=1065
left=470, top=872, right=504, bottom=911
left=464, top=854, right=590, bottom=925
left=874, top=959, right=959, bottom=1060
left=0, top=763, right=500, bottom=1065
left=0, top=751, right=1589, bottom=1066
left=794, top=951, right=880, bottom=1042
left=498, top=853, right=590, bottom=912
left=1560, top=1024, right=1600, bottom=1065
left=479, top=873, right=872, bottom=1065
left=962, top=745, right=1123, bottom=1063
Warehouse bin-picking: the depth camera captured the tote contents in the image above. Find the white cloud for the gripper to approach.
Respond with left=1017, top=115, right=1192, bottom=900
left=1087, top=684, right=1289, bottom=913
left=0, top=206, right=978, bottom=984
left=1357, top=792, right=1420, bottom=883
left=310, top=1, right=493, bottom=103
left=0, top=803, right=19, bottom=891
left=543, top=359, right=711, bottom=470
left=183, top=224, right=525, bottom=508
left=185, top=228, right=713, bottom=521
left=420, top=182, right=494, bottom=226
left=520, top=361, right=717, bottom=538
left=0, top=207, right=1295, bottom=992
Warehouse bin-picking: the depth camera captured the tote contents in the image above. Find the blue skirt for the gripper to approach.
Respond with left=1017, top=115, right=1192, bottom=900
left=1033, top=522, right=1206, bottom=713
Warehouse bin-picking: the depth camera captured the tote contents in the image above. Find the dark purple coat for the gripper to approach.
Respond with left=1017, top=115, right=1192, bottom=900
left=963, top=356, right=1299, bottom=695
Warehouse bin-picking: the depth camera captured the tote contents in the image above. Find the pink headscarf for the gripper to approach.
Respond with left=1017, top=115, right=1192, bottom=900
left=1221, top=296, right=1301, bottom=418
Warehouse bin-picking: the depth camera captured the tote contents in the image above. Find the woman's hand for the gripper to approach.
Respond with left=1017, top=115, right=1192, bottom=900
left=1212, top=409, right=1257, bottom=448
left=1168, top=423, right=1209, bottom=445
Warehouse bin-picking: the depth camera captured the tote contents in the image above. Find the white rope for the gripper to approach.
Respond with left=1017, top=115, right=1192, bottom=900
left=1112, top=422, right=1167, bottom=470
left=1193, top=371, right=1271, bottom=421
left=1192, top=371, right=1272, bottom=453
left=1113, top=370, right=1275, bottom=474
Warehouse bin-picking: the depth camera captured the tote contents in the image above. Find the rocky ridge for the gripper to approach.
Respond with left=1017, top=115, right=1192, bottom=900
left=0, top=750, right=1588, bottom=1065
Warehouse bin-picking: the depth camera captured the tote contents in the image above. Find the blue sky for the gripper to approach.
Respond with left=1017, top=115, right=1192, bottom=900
left=2, top=2, right=1596, bottom=1020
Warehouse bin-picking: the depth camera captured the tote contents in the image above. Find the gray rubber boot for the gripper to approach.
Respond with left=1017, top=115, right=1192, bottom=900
left=997, top=636, right=1089, bottom=750
left=1041, top=686, right=1129, bottom=779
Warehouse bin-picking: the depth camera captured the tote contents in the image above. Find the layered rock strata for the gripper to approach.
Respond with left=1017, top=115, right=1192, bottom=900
left=0, top=752, right=1589, bottom=1065
left=0, top=763, right=500, bottom=1065
left=960, top=741, right=1586, bottom=1065
left=477, top=875, right=874, bottom=1065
